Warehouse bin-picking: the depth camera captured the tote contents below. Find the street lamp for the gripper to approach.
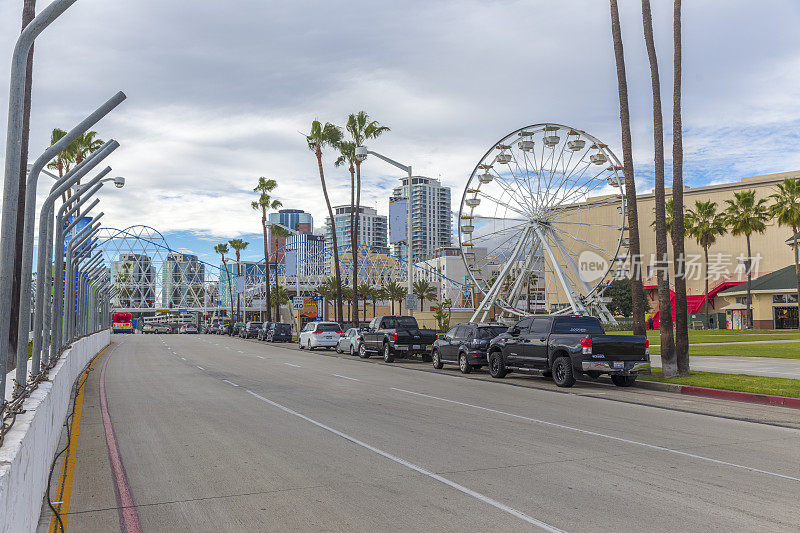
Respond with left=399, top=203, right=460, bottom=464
left=355, top=146, right=414, bottom=305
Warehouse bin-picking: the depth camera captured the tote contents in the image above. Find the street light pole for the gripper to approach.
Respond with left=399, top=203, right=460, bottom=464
left=354, top=146, right=414, bottom=308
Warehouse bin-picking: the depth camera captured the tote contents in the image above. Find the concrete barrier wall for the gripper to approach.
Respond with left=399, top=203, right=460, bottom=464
left=0, top=330, right=110, bottom=533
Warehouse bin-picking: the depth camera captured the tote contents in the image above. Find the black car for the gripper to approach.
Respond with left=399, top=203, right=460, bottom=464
left=431, top=323, right=508, bottom=373
left=256, top=322, right=274, bottom=341
left=487, top=315, right=649, bottom=387
left=261, top=322, right=292, bottom=342
left=240, top=321, right=262, bottom=339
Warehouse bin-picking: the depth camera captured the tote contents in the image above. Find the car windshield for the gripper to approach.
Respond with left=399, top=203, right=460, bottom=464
left=552, top=317, right=604, bottom=334
left=317, top=323, right=340, bottom=332
left=275, top=324, right=291, bottom=333
left=476, top=326, right=507, bottom=339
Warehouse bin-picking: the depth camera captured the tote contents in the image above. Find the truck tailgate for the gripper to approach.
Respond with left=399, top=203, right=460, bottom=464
left=591, top=335, right=648, bottom=360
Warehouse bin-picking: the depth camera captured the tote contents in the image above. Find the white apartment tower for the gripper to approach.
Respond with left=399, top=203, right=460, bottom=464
left=390, top=176, right=452, bottom=263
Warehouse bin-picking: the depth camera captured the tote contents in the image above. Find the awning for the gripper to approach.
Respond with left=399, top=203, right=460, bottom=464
left=720, top=302, right=748, bottom=311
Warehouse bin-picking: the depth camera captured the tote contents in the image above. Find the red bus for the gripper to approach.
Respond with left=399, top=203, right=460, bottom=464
left=112, top=311, right=133, bottom=334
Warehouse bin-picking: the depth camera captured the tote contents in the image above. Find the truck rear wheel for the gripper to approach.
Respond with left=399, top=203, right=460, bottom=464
left=552, top=356, right=576, bottom=388
left=383, top=343, right=395, bottom=363
left=488, top=352, right=507, bottom=378
left=611, top=375, right=637, bottom=387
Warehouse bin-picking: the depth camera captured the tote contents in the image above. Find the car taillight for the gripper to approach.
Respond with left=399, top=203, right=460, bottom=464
left=393, top=332, right=398, bottom=341
left=645, top=339, right=649, bottom=348
left=335, top=330, right=343, bottom=334
left=357, top=336, right=362, bottom=341
left=435, top=334, right=439, bottom=340
left=313, top=330, right=322, bottom=334
left=580, top=337, right=592, bottom=355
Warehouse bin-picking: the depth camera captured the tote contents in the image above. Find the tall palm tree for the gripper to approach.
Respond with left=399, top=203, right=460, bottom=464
left=641, top=0, right=675, bottom=375
left=46, top=128, right=72, bottom=178
left=725, top=190, right=769, bottom=329
left=610, top=0, right=646, bottom=336
left=770, top=177, right=800, bottom=330
left=335, top=140, right=358, bottom=323
left=72, top=131, right=104, bottom=166
left=228, top=239, right=249, bottom=321
left=359, top=283, right=372, bottom=322
left=252, top=177, right=282, bottom=322
left=214, top=243, right=236, bottom=324
left=685, top=201, right=727, bottom=329
left=270, top=224, right=291, bottom=321
left=346, top=112, right=390, bottom=327
left=672, top=0, right=689, bottom=375
left=413, top=279, right=437, bottom=312
left=307, top=120, right=344, bottom=323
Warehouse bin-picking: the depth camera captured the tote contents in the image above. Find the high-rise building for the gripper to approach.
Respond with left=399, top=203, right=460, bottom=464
left=325, top=205, right=389, bottom=255
left=218, top=261, right=266, bottom=309
left=162, top=253, right=205, bottom=308
left=268, top=209, right=313, bottom=233
left=390, top=176, right=452, bottom=263
left=111, top=253, right=156, bottom=308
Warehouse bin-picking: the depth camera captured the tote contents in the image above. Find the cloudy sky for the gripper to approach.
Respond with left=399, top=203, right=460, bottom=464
left=1, top=0, right=799, bottom=267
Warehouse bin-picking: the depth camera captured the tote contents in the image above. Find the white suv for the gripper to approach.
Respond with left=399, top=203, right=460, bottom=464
left=298, top=321, right=342, bottom=350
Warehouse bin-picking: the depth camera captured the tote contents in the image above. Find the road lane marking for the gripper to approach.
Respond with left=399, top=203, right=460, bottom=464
left=256, top=355, right=265, bottom=359
left=245, top=390, right=563, bottom=532
left=196, top=366, right=205, bottom=370
left=391, top=388, right=800, bottom=483
left=333, top=374, right=360, bottom=382
left=181, top=357, right=186, bottom=361
left=284, top=363, right=302, bottom=368
left=223, top=379, right=239, bottom=387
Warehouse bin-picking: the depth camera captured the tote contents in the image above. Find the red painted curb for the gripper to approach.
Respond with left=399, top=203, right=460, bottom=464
left=680, top=385, right=800, bottom=410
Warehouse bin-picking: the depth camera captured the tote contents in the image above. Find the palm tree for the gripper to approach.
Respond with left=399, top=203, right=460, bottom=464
left=770, top=177, right=800, bottom=330
left=307, top=120, right=344, bottom=323
left=228, top=239, right=249, bottom=321
left=270, top=224, right=291, bottom=321
left=214, top=243, right=236, bottom=324
left=385, top=280, right=405, bottom=315
left=725, top=190, right=769, bottom=329
left=413, top=279, right=437, bottom=312
left=335, top=140, right=359, bottom=325
left=46, top=128, right=72, bottom=178
left=672, top=0, right=689, bottom=375
left=610, top=0, right=646, bottom=336
left=346, top=112, right=390, bottom=327
left=642, top=0, right=675, bottom=374
left=359, top=283, right=372, bottom=322
left=373, top=286, right=384, bottom=318
left=252, top=177, right=282, bottom=322
left=315, top=279, right=337, bottom=321
left=685, top=201, right=727, bottom=329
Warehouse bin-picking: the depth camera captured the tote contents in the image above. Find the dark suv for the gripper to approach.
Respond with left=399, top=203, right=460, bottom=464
left=260, top=322, right=292, bottom=342
left=431, top=323, right=508, bottom=373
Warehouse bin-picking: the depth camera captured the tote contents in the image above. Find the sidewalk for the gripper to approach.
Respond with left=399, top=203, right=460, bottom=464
left=649, top=354, right=800, bottom=379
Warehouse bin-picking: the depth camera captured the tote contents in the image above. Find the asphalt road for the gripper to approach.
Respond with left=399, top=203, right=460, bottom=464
left=40, top=333, right=800, bottom=532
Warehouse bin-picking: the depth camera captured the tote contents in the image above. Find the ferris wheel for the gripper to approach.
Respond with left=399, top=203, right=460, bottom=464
left=459, top=123, right=628, bottom=324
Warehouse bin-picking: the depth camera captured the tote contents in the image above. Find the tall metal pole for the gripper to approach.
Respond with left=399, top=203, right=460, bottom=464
left=0, top=0, right=78, bottom=406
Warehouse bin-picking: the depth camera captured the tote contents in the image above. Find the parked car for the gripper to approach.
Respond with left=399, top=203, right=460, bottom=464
left=336, top=327, right=367, bottom=355
left=217, top=324, right=229, bottom=335
left=231, top=322, right=245, bottom=336
left=180, top=324, right=198, bottom=334
left=260, top=322, right=292, bottom=342
left=240, top=321, right=262, bottom=339
left=142, top=323, right=156, bottom=334
left=256, top=322, right=274, bottom=341
left=153, top=324, right=171, bottom=334
left=205, top=324, right=219, bottom=334
left=298, top=321, right=342, bottom=350
left=359, top=315, right=437, bottom=362
left=431, top=322, right=508, bottom=373
left=487, top=315, right=649, bottom=387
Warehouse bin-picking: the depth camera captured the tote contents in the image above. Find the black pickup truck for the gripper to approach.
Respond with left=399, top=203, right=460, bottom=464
left=359, top=315, right=437, bottom=363
left=487, top=315, right=649, bottom=387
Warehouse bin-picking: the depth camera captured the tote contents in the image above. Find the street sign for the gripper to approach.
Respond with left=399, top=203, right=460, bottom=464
left=292, top=296, right=305, bottom=310
left=405, top=294, right=418, bottom=312
left=312, top=295, right=323, bottom=301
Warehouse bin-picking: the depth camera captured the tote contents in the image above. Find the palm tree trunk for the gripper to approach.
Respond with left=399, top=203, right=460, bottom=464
left=793, top=225, right=800, bottom=331
left=223, top=261, right=235, bottom=327
left=317, top=149, right=344, bottom=323
left=610, top=0, right=646, bottom=336
left=261, top=215, right=273, bottom=323
left=704, top=246, right=710, bottom=329
left=746, top=234, right=753, bottom=329
left=353, top=163, right=361, bottom=326
left=391, top=297, right=395, bottom=315
left=672, top=0, right=690, bottom=375
left=642, top=0, right=676, bottom=375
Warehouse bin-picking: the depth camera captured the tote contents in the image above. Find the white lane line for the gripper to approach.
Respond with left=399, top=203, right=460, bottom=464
left=196, top=366, right=205, bottom=370
left=391, top=388, right=800, bottom=483
left=246, top=390, right=562, bottom=532
left=237, top=350, right=243, bottom=353
left=333, top=374, right=360, bottom=382
left=181, top=357, right=186, bottom=361
left=223, top=379, right=239, bottom=387
left=256, top=355, right=265, bottom=359
left=283, top=363, right=302, bottom=368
